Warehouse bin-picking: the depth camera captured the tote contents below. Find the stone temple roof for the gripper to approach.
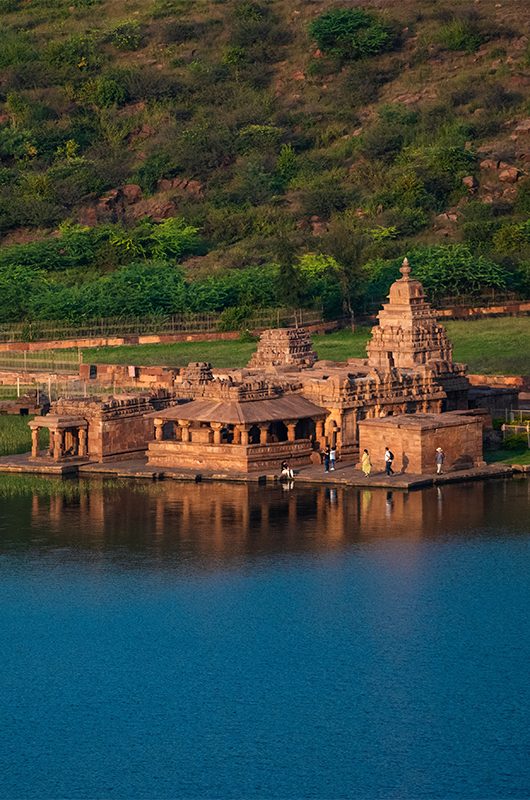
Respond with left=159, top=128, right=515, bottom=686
left=358, top=413, right=476, bottom=431
left=147, top=394, right=326, bottom=425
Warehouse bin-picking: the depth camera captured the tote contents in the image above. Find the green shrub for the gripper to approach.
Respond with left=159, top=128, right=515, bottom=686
left=514, top=180, right=530, bottom=214
left=218, top=305, right=254, bottom=331
left=237, top=124, right=282, bottom=153
left=503, top=433, right=529, bottom=450
left=296, top=170, right=351, bottom=218
left=110, top=21, right=144, bottom=51
left=81, top=76, right=127, bottom=108
left=0, top=264, right=47, bottom=320
left=275, top=144, right=298, bottom=189
left=0, top=29, right=38, bottom=69
left=492, top=220, right=530, bottom=258
left=45, top=34, right=101, bottom=70
left=436, top=19, right=483, bottom=52
left=309, top=8, right=396, bottom=62
left=0, top=0, right=20, bottom=11
left=176, top=120, right=236, bottom=176
left=132, top=153, right=175, bottom=194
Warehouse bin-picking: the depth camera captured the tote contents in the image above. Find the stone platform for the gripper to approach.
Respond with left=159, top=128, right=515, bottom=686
left=0, top=453, right=515, bottom=490
left=0, top=452, right=86, bottom=475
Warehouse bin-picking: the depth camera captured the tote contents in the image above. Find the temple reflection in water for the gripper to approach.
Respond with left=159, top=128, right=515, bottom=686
left=8, top=476, right=526, bottom=571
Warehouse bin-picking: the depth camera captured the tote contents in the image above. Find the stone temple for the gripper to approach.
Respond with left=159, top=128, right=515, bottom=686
left=27, top=260, right=485, bottom=475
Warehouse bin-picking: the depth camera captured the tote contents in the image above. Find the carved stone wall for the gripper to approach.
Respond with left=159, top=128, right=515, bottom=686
left=147, top=439, right=313, bottom=473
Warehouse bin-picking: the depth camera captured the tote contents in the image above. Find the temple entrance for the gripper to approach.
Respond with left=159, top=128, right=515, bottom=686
left=295, top=418, right=315, bottom=440
left=270, top=421, right=288, bottom=442
left=249, top=425, right=261, bottom=445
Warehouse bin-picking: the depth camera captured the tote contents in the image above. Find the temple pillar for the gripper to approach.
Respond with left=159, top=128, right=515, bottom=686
left=31, top=427, right=39, bottom=458
left=232, top=425, right=241, bottom=445
left=315, top=419, right=326, bottom=448
left=179, top=420, right=191, bottom=442
left=154, top=418, right=164, bottom=441
left=352, top=410, right=358, bottom=444
left=79, top=427, right=87, bottom=457
left=240, top=425, right=250, bottom=447
left=285, top=419, right=297, bottom=443
left=53, top=429, right=64, bottom=462
left=259, top=424, right=269, bottom=445
left=334, top=413, right=343, bottom=449
left=211, top=421, right=223, bottom=445
left=173, top=422, right=181, bottom=441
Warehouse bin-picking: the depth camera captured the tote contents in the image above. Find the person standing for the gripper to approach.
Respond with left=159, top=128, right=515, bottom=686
left=384, top=446, right=394, bottom=476
left=329, top=445, right=336, bottom=471
left=323, top=445, right=330, bottom=473
left=361, top=448, right=372, bottom=477
left=435, top=447, right=445, bottom=474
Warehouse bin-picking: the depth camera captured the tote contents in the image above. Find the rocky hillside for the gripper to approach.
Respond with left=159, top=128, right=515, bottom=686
left=0, top=0, right=529, bottom=320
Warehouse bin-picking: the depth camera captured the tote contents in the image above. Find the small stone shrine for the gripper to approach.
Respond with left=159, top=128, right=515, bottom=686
left=358, top=412, right=484, bottom=475
left=29, top=392, right=180, bottom=463
left=247, top=327, right=317, bottom=370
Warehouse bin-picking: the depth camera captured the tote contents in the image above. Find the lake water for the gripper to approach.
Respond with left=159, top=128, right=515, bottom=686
left=1, top=476, right=529, bottom=799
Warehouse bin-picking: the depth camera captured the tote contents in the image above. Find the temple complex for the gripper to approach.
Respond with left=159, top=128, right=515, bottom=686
left=22, top=260, right=487, bottom=476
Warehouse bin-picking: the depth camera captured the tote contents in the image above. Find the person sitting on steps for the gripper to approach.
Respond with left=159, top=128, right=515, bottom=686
left=280, top=460, right=294, bottom=480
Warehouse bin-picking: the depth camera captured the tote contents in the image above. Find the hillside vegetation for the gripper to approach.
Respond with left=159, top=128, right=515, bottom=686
left=1, top=0, right=530, bottom=322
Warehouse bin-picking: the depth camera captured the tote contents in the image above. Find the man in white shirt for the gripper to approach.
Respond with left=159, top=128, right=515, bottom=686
left=384, top=446, right=394, bottom=476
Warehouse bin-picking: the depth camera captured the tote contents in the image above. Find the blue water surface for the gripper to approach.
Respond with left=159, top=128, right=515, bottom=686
left=0, top=477, right=529, bottom=799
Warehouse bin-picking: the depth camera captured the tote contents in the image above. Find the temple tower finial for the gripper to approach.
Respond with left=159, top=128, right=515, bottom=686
left=400, top=257, right=411, bottom=280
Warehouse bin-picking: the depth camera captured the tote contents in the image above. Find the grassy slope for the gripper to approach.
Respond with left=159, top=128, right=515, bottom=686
left=82, top=317, right=530, bottom=374
left=1, top=0, right=530, bottom=263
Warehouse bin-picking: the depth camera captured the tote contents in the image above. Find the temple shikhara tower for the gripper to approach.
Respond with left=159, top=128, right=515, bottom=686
left=367, top=258, right=453, bottom=369
left=366, top=258, right=469, bottom=410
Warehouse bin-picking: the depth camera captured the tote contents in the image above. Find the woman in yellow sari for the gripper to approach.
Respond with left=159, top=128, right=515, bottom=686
left=361, top=448, right=372, bottom=477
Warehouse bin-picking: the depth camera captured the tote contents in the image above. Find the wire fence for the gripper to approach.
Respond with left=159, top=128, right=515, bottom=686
left=0, top=377, right=132, bottom=403
left=0, top=308, right=324, bottom=344
left=0, top=350, right=82, bottom=373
